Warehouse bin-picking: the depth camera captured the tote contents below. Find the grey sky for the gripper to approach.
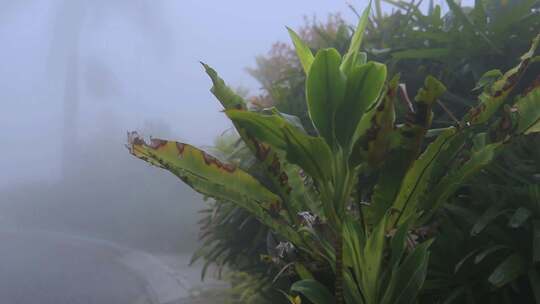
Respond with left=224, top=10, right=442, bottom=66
left=1, top=0, right=473, bottom=188
left=0, top=0, right=372, bottom=188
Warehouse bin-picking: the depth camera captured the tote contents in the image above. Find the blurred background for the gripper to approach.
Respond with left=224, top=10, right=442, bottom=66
left=2, top=1, right=490, bottom=303
left=0, top=0, right=366, bottom=252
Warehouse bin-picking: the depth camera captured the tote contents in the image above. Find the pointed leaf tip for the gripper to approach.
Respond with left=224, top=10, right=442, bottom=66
left=287, top=27, right=314, bottom=74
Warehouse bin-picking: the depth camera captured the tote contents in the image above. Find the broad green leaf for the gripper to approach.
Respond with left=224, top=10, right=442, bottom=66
left=358, top=215, right=389, bottom=304
left=341, top=3, right=371, bottom=74
left=226, top=109, right=288, bottom=150
left=390, top=127, right=458, bottom=226
left=336, top=62, right=387, bottom=148
left=488, top=253, right=526, bottom=287
left=464, top=34, right=540, bottom=125
left=287, top=27, right=314, bottom=74
left=282, top=124, right=334, bottom=184
left=341, top=51, right=368, bottom=76
left=203, top=65, right=310, bottom=223
left=290, top=279, right=333, bottom=304
left=344, top=270, right=365, bottom=304
left=306, top=48, right=346, bottom=147
left=127, top=133, right=275, bottom=205
left=382, top=240, right=432, bottom=304
left=368, top=151, right=410, bottom=225
left=228, top=109, right=336, bottom=222
left=426, top=142, right=503, bottom=216
left=343, top=219, right=364, bottom=295
left=126, top=132, right=302, bottom=245
left=226, top=109, right=333, bottom=184
left=514, top=86, right=540, bottom=135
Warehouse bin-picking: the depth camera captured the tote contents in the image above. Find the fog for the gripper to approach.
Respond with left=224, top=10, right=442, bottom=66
left=0, top=0, right=371, bottom=256
left=1, top=1, right=484, bottom=302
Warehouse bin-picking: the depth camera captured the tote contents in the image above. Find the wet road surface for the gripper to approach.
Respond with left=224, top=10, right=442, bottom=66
left=0, top=230, right=191, bottom=304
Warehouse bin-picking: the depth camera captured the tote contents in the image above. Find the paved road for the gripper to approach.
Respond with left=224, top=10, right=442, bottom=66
left=0, top=230, right=191, bottom=304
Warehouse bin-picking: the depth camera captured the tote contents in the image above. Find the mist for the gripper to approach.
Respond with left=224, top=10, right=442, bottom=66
left=0, top=1, right=368, bottom=303
left=0, top=0, right=367, bottom=250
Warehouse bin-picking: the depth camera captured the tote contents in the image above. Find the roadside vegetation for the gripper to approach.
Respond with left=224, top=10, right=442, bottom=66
left=128, top=0, right=540, bottom=302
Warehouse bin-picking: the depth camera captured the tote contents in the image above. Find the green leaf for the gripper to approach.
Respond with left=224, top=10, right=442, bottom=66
left=390, top=127, right=458, bottom=226
left=290, top=279, right=333, bottom=304
left=427, top=142, right=503, bottom=216
left=464, top=35, right=540, bottom=125
left=382, top=240, right=433, bottom=304
left=358, top=215, right=389, bottom=303
left=306, top=48, right=346, bottom=147
left=514, top=86, right=540, bottom=135
left=226, top=109, right=333, bottom=184
left=508, top=207, right=532, bottom=228
left=127, top=133, right=274, bottom=205
left=341, top=3, right=371, bottom=74
left=336, top=62, right=387, bottom=147
left=204, top=67, right=309, bottom=222
left=126, top=133, right=303, bottom=245
left=201, top=62, right=246, bottom=110
left=470, top=202, right=506, bottom=236
left=488, top=253, right=526, bottom=288
left=368, top=150, right=410, bottom=224
left=415, top=75, right=447, bottom=105
left=225, top=110, right=288, bottom=150
left=344, top=271, right=365, bottom=304
left=388, top=216, right=415, bottom=271
left=295, top=263, right=314, bottom=280
left=455, top=249, right=481, bottom=273
left=474, top=245, right=508, bottom=264
left=282, top=124, right=334, bottom=184
left=287, top=27, right=314, bottom=74
left=472, top=69, right=502, bottom=92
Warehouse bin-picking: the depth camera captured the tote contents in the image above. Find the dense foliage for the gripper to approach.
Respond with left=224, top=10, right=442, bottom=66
left=127, top=1, right=540, bottom=302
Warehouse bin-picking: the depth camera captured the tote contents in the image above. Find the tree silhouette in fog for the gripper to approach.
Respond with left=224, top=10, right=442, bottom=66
left=46, top=0, right=171, bottom=177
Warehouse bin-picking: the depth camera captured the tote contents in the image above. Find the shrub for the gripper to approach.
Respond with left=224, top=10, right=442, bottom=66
left=127, top=3, right=540, bottom=302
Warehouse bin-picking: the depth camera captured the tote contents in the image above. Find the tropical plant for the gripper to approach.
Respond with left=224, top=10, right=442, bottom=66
left=364, top=0, right=540, bottom=125
left=422, top=138, right=540, bottom=303
left=127, top=1, right=540, bottom=300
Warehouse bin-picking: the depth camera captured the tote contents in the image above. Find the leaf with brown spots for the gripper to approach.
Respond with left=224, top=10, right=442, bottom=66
left=464, top=34, right=540, bottom=125
left=126, top=132, right=303, bottom=245
left=203, top=65, right=312, bottom=222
